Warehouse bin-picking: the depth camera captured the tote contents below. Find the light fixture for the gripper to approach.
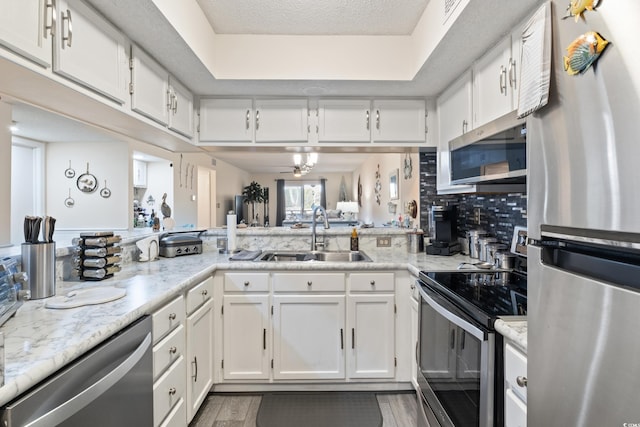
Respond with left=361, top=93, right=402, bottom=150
left=9, top=121, right=18, bottom=133
left=292, top=153, right=318, bottom=176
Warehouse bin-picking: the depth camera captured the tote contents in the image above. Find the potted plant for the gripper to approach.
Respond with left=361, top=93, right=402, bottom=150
left=242, top=181, right=264, bottom=226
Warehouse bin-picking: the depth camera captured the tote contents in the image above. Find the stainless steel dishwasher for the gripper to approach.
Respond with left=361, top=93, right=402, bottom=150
left=1, top=316, right=153, bottom=426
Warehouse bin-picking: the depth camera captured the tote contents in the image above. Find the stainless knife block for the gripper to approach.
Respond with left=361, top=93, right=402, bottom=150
left=21, top=242, right=56, bottom=299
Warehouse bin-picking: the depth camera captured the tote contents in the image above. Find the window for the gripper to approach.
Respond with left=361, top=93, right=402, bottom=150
left=284, top=182, right=322, bottom=218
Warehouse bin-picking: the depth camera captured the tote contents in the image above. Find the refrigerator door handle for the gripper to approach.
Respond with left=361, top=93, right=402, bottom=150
left=24, top=333, right=152, bottom=427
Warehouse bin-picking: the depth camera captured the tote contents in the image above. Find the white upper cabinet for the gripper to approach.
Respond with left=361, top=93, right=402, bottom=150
left=198, top=98, right=254, bottom=143
left=167, top=76, right=194, bottom=138
left=372, top=100, right=426, bottom=143
left=436, top=71, right=475, bottom=194
left=53, top=0, right=129, bottom=104
left=472, top=36, right=515, bottom=128
left=0, top=0, right=53, bottom=67
left=254, top=99, right=308, bottom=143
left=130, top=45, right=170, bottom=126
left=317, top=99, right=371, bottom=143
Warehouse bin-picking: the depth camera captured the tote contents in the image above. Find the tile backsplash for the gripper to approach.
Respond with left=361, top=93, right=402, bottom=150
left=419, top=151, right=527, bottom=246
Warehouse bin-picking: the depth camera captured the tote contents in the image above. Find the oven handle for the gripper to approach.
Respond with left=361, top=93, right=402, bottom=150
left=418, top=282, right=486, bottom=341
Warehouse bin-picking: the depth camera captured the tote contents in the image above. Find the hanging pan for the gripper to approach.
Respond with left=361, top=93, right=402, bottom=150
left=76, top=163, right=98, bottom=193
left=64, top=188, right=75, bottom=208
left=100, top=180, right=112, bottom=198
left=64, top=160, right=75, bottom=178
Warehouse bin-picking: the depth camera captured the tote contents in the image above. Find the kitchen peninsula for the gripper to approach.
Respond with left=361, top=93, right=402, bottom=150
left=0, top=228, right=481, bottom=418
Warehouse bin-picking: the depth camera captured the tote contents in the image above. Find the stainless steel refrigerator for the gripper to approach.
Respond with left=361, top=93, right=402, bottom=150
left=527, top=0, right=640, bottom=426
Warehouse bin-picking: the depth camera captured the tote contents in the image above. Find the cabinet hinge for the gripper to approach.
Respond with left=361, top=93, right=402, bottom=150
left=128, top=82, right=134, bottom=95
left=196, top=109, right=200, bottom=134
left=128, top=57, right=133, bottom=70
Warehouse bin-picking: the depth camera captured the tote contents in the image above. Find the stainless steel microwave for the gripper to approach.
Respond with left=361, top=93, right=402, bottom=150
left=449, top=111, right=526, bottom=185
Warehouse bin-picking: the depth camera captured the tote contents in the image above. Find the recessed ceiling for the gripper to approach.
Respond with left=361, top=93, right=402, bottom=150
left=211, top=151, right=374, bottom=174
left=196, top=0, right=429, bottom=35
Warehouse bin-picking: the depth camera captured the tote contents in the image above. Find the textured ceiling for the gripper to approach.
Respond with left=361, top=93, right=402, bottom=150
left=196, top=0, right=429, bottom=35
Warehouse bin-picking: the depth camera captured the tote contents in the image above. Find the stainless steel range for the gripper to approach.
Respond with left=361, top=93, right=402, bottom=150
left=416, top=236, right=527, bottom=427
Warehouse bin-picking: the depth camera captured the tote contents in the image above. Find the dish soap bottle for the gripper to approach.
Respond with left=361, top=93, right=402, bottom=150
left=350, top=228, right=359, bottom=251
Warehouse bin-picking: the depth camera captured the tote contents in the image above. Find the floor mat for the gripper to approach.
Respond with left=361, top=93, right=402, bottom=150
left=256, top=392, right=383, bottom=427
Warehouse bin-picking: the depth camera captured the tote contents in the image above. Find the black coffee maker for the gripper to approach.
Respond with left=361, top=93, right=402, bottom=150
left=426, top=205, right=461, bottom=255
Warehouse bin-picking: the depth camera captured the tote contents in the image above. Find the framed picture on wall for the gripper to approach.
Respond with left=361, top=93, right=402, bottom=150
left=389, top=169, right=399, bottom=200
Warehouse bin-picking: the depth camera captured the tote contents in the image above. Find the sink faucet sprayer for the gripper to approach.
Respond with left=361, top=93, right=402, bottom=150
left=311, top=205, right=330, bottom=251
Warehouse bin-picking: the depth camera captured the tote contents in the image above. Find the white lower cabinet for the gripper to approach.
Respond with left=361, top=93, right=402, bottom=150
left=504, top=342, right=527, bottom=427
left=185, top=298, right=214, bottom=422
left=152, top=275, right=214, bottom=427
left=410, top=282, right=419, bottom=388
left=152, top=296, right=186, bottom=427
left=272, top=294, right=346, bottom=380
left=222, top=294, right=270, bottom=380
left=347, top=294, right=395, bottom=378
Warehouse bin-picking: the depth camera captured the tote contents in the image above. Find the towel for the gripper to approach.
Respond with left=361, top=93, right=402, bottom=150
left=229, top=250, right=262, bottom=261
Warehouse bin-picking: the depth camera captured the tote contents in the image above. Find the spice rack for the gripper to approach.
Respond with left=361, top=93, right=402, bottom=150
left=72, top=232, right=122, bottom=281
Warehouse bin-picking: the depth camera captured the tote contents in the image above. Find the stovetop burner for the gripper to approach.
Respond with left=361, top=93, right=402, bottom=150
left=419, top=270, right=527, bottom=328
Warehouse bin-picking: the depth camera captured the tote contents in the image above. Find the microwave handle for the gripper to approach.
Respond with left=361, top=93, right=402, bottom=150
left=418, top=283, right=485, bottom=341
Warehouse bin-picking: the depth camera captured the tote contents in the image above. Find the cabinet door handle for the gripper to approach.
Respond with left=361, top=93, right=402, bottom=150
left=462, top=119, right=468, bottom=134
left=415, top=341, right=419, bottom=364
left=450, top=329, right=456, bottom=350
left=244, top=281, right=250, bottom=287
left=340, top=328, right=344, bottom=349
left=263, top=328, right=267, bottom=350
left=351, top=328, right=355, bottom=349
left=192, top=356, right=198, bottom=382
left=168, top=387, right=176, bottom=395
left=255, top=110, right=260, bottom=131
left=246, top=109, right=250, bottom=130
left=307, top=281, right=312, bottom=286
left=45, top=0, right=57, bottom=38
left=201, top=289, right=208, bottom=297
left=461, top=330, right=466, bottom=350
left=370, top=280, right=376, bottom=286
left=61, top=9, right=72, bottom=48
left=173, top=95, right=178, bottom=114
left=169, top=346, right=177, bottom=354
left=168, top=312, right=176, bottom=320
left=499, top=65, right=507, bottom=95
left=366, top=110, right=370, bottom=130
left=508, top=58, right=517, bottom=89
left=516, top=376, right=528, bottom=387
left=376, top=109, right=380, bottom=130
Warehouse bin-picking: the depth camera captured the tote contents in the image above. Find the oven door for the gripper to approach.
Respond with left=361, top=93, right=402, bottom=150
left=417, top=281, right=495, bottom=427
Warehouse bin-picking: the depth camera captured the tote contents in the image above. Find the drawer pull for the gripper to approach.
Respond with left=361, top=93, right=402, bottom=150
left=168, top=313, right=176, bottom=320
left=168, top=387, right=176, bottom=395
left=192, top=356, right=198, bottom=382
left=516, top=376, right=528, bottom=388
left=307, top=281, right=312, bottom=286
left=370, top=280, right=376, bottom=286
left=244, top=281, right=250, bottom=287
left=201, top=289, right=208, bottom=296
left=169, top=346, right=177, bottom=354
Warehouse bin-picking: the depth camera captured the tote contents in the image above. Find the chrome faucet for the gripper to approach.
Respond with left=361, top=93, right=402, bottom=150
left=311, top=205, right=330, bottom=251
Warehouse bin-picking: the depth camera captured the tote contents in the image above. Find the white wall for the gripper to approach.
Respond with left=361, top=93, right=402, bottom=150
left=0, top=102, right=11, bottom=246
left=213, top=158, right=251, bottom=226
left=47, top=141, right=130, bottom=230
left=352, top=152, right=420, bottom=227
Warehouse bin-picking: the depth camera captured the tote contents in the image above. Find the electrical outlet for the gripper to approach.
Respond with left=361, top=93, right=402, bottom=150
left=217, top=238, right=228, bottom=249
left=377, top=237, right=391, bottom=247
left=474, top=208, right=481, bottom=224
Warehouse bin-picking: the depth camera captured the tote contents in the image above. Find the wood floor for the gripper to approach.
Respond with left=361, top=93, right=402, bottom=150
left=189, top=392, right=418, bottom=427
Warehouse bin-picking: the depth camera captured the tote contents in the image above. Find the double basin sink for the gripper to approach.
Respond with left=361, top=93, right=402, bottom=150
left=255, top=250, right=372, bottom=263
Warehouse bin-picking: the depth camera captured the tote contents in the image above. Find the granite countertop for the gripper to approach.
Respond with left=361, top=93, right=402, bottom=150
left=0, top=246, right=470, bottom=406
left=495, top=319, right=528, bottom=353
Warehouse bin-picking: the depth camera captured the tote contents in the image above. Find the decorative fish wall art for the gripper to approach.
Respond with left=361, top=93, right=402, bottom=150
left=563, top=31, right=610, bottom=75
left=563, top=0, right=600, bottom=22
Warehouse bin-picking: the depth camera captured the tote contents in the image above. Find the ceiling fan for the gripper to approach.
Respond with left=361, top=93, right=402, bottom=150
left=279, top=153, right=318, bottom=177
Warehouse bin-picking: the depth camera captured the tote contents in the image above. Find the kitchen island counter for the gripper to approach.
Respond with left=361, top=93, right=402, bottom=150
left=0, top=247, right=473, bottom=406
